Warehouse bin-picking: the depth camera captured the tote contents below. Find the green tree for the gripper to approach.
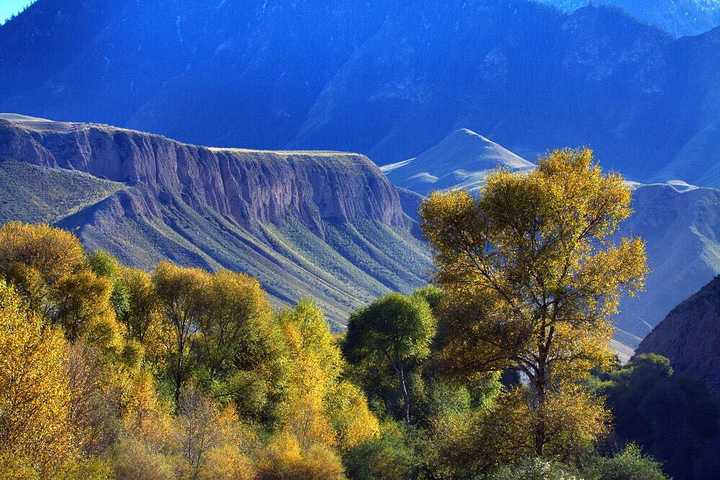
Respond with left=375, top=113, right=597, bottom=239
left=596, top=354, right=720, bottom=480
left=587, top=444, right=668, bottom=480
left=153, top=262, right=209, bottom=410
left=344, top=293, right=436, bottom=423
left=421, top=148, right=647, bottom=457
left=89, top=250, right=130, bottom=321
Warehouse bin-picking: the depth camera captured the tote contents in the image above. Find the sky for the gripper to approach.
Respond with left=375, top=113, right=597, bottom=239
left=0, top=0, right=35, bottom=24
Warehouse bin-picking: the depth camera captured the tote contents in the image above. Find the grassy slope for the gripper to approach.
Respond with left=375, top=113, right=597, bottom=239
left=54, top=185, right=431, bottom=327
left=0, top=160, right=124, bottom=224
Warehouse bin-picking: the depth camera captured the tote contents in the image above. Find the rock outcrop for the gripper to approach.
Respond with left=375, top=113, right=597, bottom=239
left=637, top=276, right=720, bottom=396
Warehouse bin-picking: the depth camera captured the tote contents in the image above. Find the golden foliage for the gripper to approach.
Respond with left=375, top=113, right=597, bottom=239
left=0, top=280, right=76, bottom=477
left=326, top=381, right=380, bottom=450
left=278, top=300, right=378, bottom=452
left=421, top=148, right=646, bottom=456
left=258, top=432, right=346, bottom=480
left=0, top=222, right=118, bottom=341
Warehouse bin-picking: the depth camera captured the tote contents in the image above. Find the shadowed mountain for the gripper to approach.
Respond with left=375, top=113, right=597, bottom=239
left=615, top=182, right=720, bottom=342
left=3, top=1, right=720, bottom=184
left=637, top=275, right=720, bottom=397
left=0, top=114, right=431, bottom=326
left=537, top=0, right=720, bottom=37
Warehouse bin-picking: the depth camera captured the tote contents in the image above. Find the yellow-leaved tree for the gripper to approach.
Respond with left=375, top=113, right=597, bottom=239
left=420, top=148, right=647, bottom=459
left=259, top=300, right=379, bottom=479
left=0, top=279, right=75, bottom=477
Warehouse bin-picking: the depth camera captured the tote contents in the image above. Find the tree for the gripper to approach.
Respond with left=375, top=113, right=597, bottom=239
left=596, top=354, right=720, bottom=480
left=119, top=267, right=161, bottom=341
left=0, top=279, right=75, bottom=477
left=153, top=262, right=210, bottom=410
left=279, top=300, right=378, bottom=451
left=421, top=148, right=647, bottom=457
left=0, top=222, right=116, bottom=340
left=194, top=270, right=274, bottom=379
left=192, top=270, right=288, bottom=422
left=344, top=293, right=436, bottom=423
left=587, top=444, right=669, bottom=480
left=89, top=250, right=131, bottom=321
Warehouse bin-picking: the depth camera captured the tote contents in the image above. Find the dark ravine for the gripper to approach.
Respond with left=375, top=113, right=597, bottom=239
left=0, top=114, right=431, bottom=325
left=637, top=275, right=720, bottom=397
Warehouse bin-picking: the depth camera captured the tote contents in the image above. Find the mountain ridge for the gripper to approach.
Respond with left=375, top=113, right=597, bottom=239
left=0, top=114, right=431, bottom=325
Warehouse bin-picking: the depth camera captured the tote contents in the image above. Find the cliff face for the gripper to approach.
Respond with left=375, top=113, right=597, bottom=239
left=0, top=114, right=430, bottom=325
left=0, top=114, right=406, bottom=230
left=637, top=276, right=720, bottom=396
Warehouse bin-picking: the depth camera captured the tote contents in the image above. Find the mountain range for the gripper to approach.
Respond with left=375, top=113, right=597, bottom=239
left=538, top=0, right=720, bottom=37
left=383, top=130, right=720, bottom=345
left=3, top=0, right=720, bottom=187
left=0, top=114, right=430, bottom=326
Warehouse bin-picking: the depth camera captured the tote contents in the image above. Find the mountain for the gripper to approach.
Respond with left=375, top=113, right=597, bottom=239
left=537, top=0, right=720, bottom=37
left=0, top=114, right=431, bottom=326
left=381, top=129, right=534, bottom=195
left=615, top=182, right=720, bottom=342
left=3, top=1, right=720, bottom=185
left=382, top=130, right=720, bottom=343
left=637, top=275, right=720, bottom=397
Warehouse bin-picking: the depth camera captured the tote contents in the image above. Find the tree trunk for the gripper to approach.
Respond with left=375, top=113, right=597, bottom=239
left=534, top=362, right=547, bottom=456
left=174, top=334, right=185, bottom=412
left=399, top=365, right=411, bottom=424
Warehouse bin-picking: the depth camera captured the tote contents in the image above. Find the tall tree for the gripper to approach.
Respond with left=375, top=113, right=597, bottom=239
left=344, top=293, right=436, bottom=424
left=153, top=262, right=210, bottom=410
left=0, top=222, right=115, bottom=340
left=0, top=279, right=75, bottom=477
left=421, top=148, right=647, bottom=457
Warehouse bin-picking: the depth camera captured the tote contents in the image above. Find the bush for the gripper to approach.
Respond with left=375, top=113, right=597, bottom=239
left=485, top=458, right=580, bottom=480
left=112, top=437, right=175, bottom=480
left=588, top=444, right=668, bottom=480
left=343, top=422, right=417, bottom=480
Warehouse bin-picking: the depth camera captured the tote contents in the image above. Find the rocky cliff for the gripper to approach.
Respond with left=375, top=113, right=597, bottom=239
left=0, top=114, right=431, bottom=325
left=637, top=276, right=720, bottom=396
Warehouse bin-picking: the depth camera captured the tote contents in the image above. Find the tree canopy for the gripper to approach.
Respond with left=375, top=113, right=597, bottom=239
left=421, top=148, right=647, bottom=457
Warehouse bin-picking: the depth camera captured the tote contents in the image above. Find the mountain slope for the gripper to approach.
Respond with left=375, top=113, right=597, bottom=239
left=538, top=0, right=720, bottom=37
left=0, top=114, right=431, bottom=325
left=5, top=1, right=720, bottom=184
left=615, top=182, right=720, bottom=341
left=381, top=129, right=534, bottom=195
left=637, top=275, right=720, bottom=396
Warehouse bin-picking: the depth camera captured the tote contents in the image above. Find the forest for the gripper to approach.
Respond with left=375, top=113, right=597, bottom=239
left=2, top=150, right=719, bottom=480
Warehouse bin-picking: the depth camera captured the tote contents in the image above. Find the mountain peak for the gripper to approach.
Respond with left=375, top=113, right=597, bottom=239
left=381, top=129, right=533, bottom=196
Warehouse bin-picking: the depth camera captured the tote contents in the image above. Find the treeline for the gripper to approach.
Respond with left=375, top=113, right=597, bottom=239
left=1, top=150, right=719, bottom=480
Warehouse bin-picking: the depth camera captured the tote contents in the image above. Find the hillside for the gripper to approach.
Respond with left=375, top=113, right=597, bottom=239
left=637, top=275, right=720, bottom=396
left=3, top=1, right=720, bottom=184
left=0, top=114, right=431, bottom=325
left=615, top=182, right=720, bottom=341
left=0, top=159, right=124, bottom=223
